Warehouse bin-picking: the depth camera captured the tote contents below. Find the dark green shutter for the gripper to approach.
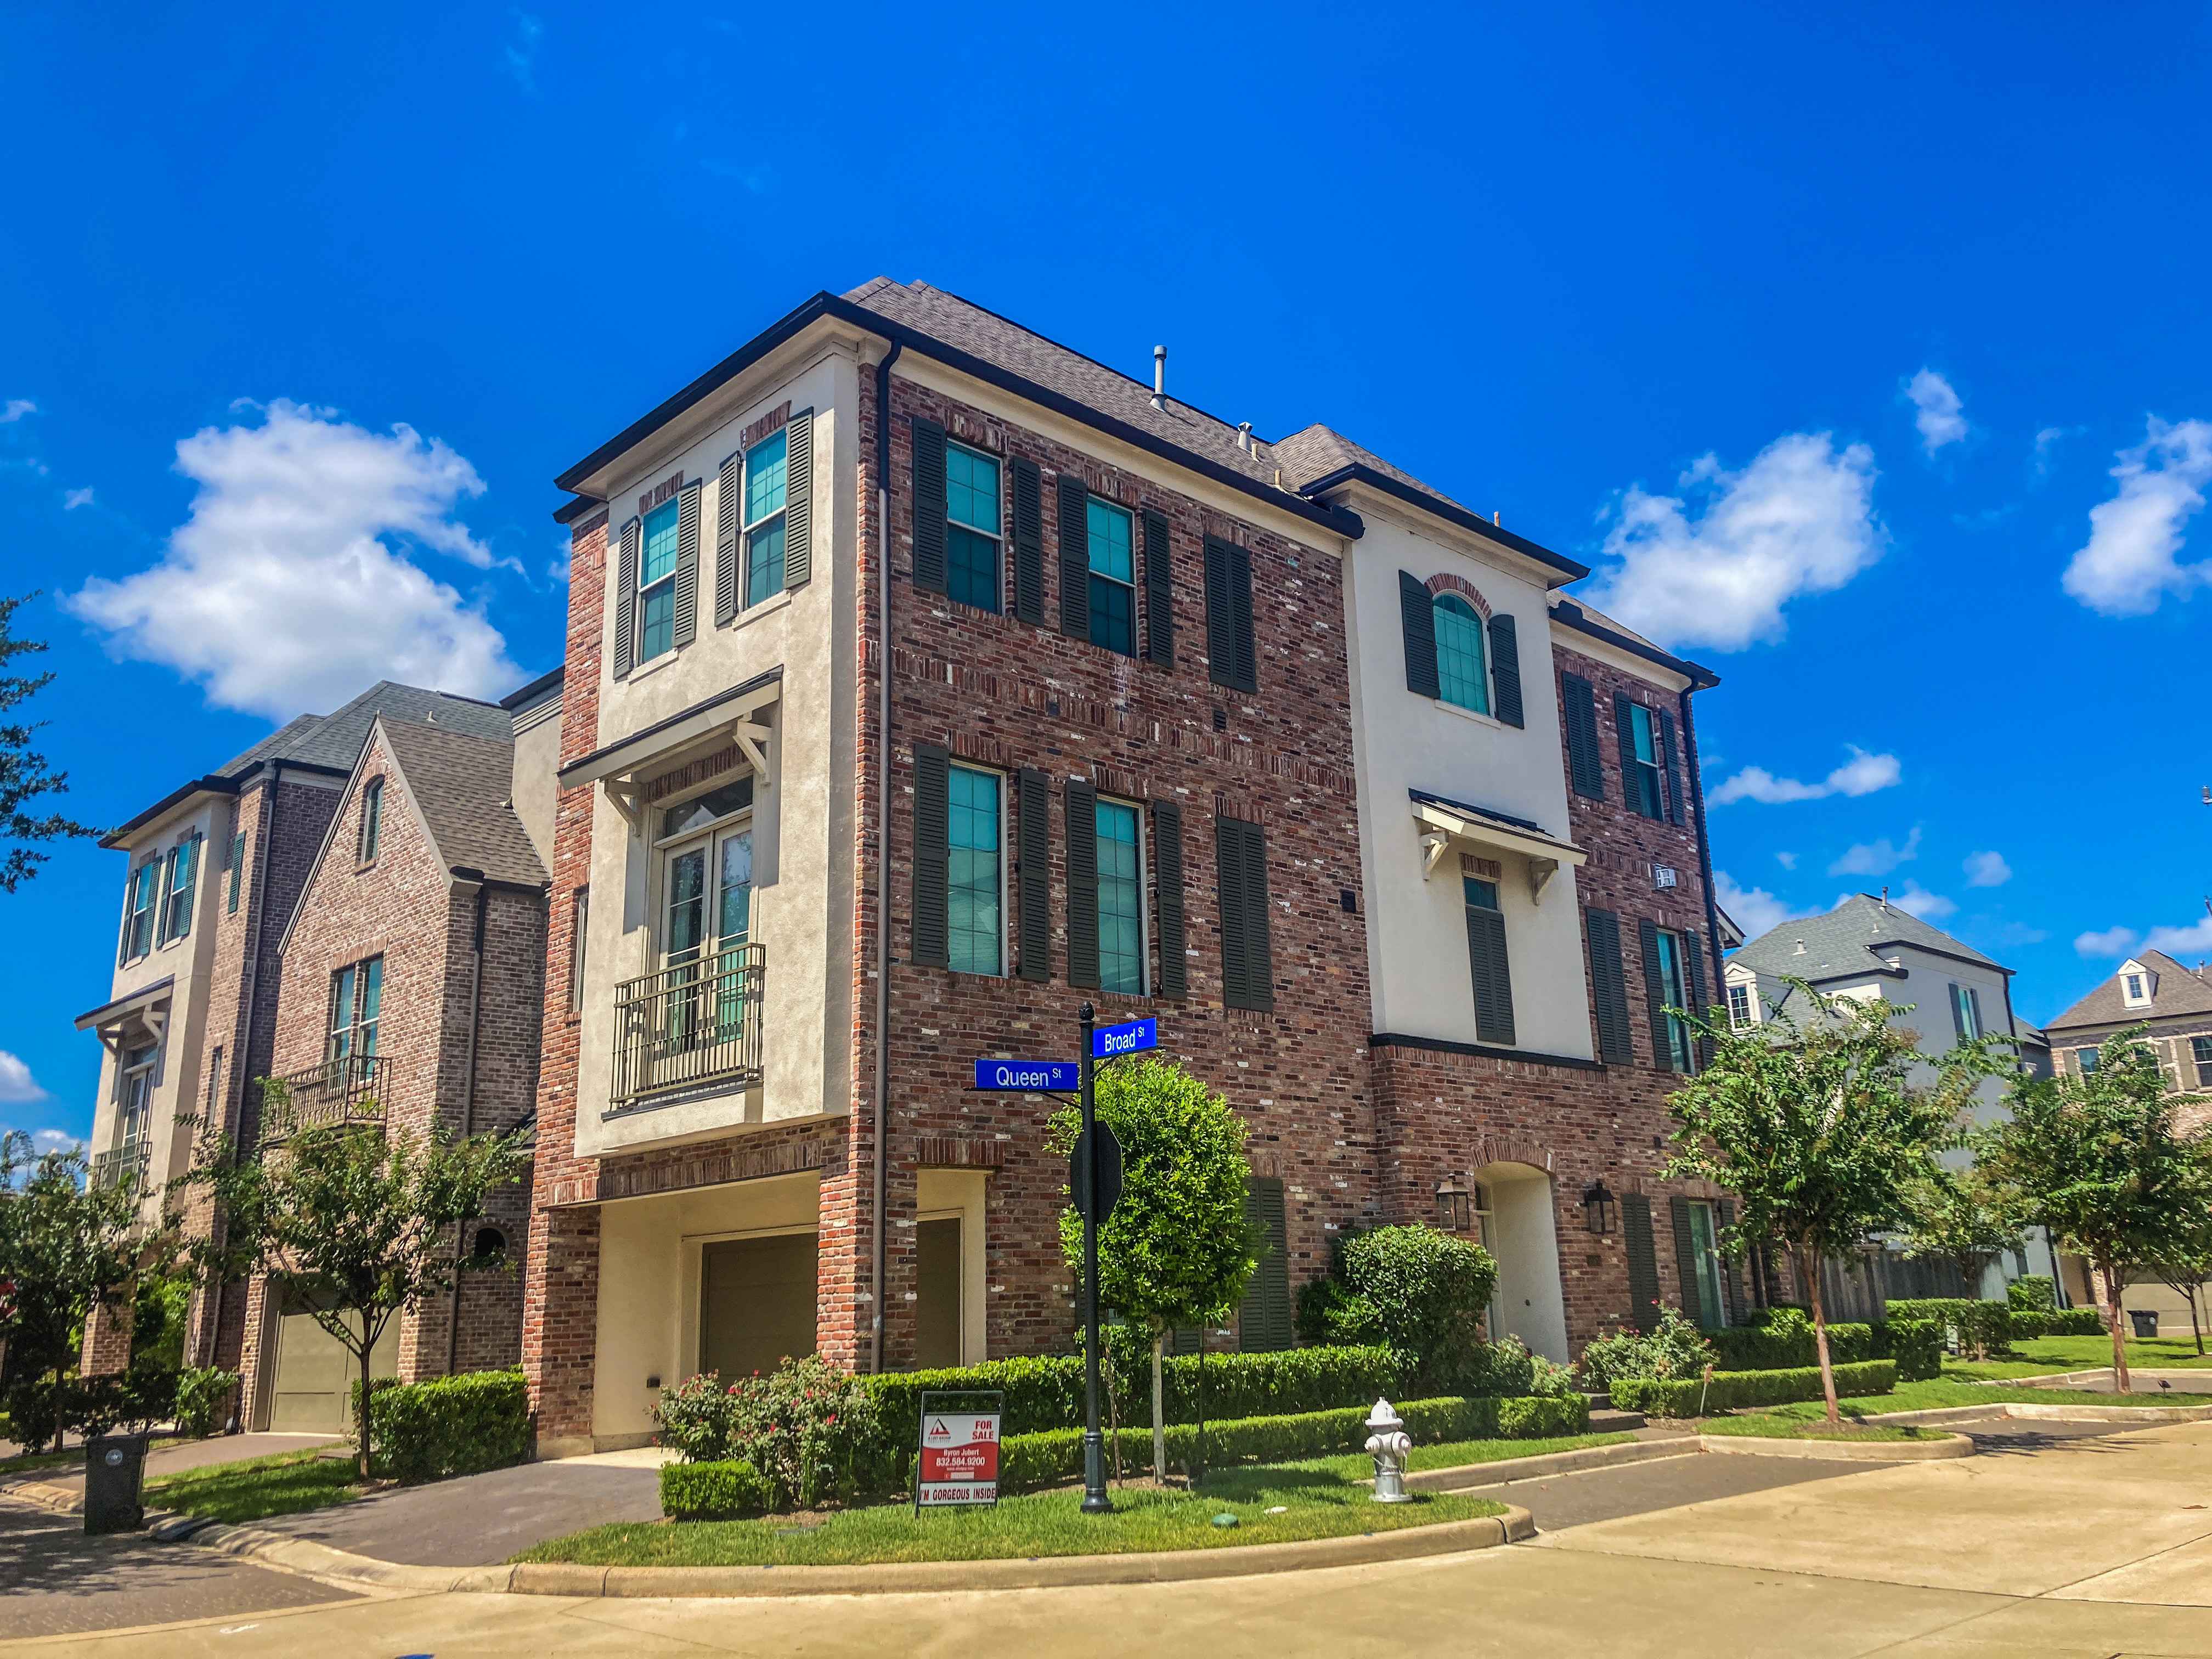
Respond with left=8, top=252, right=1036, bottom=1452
left=117, top=869, right=136, bottom=967
left=1205, top=537, right=1256, bottom=693
left=1659, top=708, right=1685, bottom=826
left=1017, top=768, right=1050, bottom=983
left=715, top=450, right=742, bottom=625
left=673, top=482, right=701, bottom=650
left=1057, top=473, right=1089, bottom=638
left=1236, top=1177, right=1293, bottom=1352
left=911, top=417, right=948, bottom=595
left=911, top=745, right=950, bottom=968
left=1682, top=927, right=1711, bottom=1068
left=1465, top=899, right=1516, bottom=1046
left=1398, top=572, right=1440, bottom=699
left=1614, top=691, right=1644, bottom=815
left=171, top=834, right=200, bottom=939
left=1716, top=1198, right=1746, bottom=1323
left=613, top=516, right=640, bottom=679
left=1486, top=611, right=1523, bottom=727
left=227, top=830, right=246, bottom=915
left=1623, top=1194, right=1661, bottom=1331
left=1640, top=916, right=1671, bottom=1070
left=1011, top=457, right=1045, bottom=624
left=1228, top=541, right=1255, bottom=690
left=783, top=409, right=814, bottom=589
left=1563, top=673, right=1604, bottom=799
left=1152, top=799, right=1186, bottom=999
left=1216, top=816, right=1273, bottom=1012
left=1669, top=1195, right=1703, bottom=1322
left=1587, top=907, right=1634, bottom=1063
left=1065, top=780, right=1099, bottom=989
left=1142, top=508, right=1172, bottom=666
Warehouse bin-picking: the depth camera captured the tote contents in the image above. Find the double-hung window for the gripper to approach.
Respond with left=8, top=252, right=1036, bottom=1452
left=358, top=779, right=383, bottom=864
left=2192, top=1035, right=2212, bottom=1087
left=326, top=956, right=384, bottom=1063
left=946, top=444, right=1002, bottom=612
left=1624, top=703, right=1666, bottom=819
left=1432, top=594, right=1489, bottom=714
left=122, top=860, right=159, bottom=962
left=119, top=1043, right=158, bottom=1146
left=947, top=766, right=1003, bottom=977
left=159, top=836, right=200, bottom=944
left=1727, top=982, right=1753, bottom=1028
left=1087, top=498, right=1136, bottom=657
left=1683, top=1200, right=1729, bottom=1328
left=1095, top=798, right=1144, bottom=995
left=638, top=498, right=681, bottom=661
left=744, top=428, right=789, bottom=608
left=1949, top=982, right=1983, bottom=1040
left=2077, top=1047, right=2099, bottom=1075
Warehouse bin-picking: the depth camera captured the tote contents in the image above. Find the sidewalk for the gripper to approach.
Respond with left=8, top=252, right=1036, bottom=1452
left=27, top=1435, right=344, bottom=1500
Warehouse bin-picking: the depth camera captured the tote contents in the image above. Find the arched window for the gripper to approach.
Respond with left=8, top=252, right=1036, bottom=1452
left=1432, top=593, right=1489, bottom=713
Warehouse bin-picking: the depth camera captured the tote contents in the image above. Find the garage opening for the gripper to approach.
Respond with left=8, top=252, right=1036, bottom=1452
left=267, top=1286, right=398, bottom=1434
left=699, top=1231, right=817, bottom=1380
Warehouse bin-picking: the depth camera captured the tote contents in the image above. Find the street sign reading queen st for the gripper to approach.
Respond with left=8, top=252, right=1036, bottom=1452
left=915, top=1395, right=1002, bottom=1509
left=970, top=1059, right=1082, bottom=1092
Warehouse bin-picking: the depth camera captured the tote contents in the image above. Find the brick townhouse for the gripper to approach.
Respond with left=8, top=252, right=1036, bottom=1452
left=522, top=278, right=1740, bottom=1453
left=71, top=673, right=562, bottom=1429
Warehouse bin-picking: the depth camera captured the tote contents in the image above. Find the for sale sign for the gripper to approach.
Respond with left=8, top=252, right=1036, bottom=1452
left=916, top=1404, right=1002, bottom=1508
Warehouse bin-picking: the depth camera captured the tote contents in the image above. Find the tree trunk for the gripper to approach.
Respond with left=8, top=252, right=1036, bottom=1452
left=2192, top=1285, right=2206, bottom=1358
left=1807, top=1250, right=1840, bottom=1427
left=356, top=1330, right=375, bottom=1480
left=2103, top=1261, right=2131, bottom=1394
left=50, top=1361, right=65, bottom=1454
left=1151, top=1331, right=1166, bottom=1485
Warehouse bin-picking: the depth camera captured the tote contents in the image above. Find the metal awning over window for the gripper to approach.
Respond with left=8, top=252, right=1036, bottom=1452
left=1409, top=788, right=1585, bottom=904
left=75, top=976, right=174, bottom=1057
left=560, top=668, right=782, bottom=831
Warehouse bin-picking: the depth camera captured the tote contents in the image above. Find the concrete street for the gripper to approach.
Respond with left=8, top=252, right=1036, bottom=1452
left=4, top=1418, right=2211, bottom=1655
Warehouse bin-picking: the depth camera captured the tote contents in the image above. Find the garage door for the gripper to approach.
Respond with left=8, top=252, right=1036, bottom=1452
left=699, top=1232, right=817, bottom=1381
left=268, top=1291, right=398, bottom=1434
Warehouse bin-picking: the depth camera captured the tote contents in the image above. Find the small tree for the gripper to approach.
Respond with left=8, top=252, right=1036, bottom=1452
left=1, top=592, right=101, bottom=893
left=1049, top=1057, right=1256, bottom=1483
left=1978, top=1028, right=2212, bottom=1391
left=1663, top=979, right=1996, bottom=1425
left=1898, top=1163, right=2024, bottom=1352
left=2144, top=1214, right=2212, bottom=1359
left=1294, top=1224, right=1497, bottom=1392
left=180, top=1097, right=531, bottom=1477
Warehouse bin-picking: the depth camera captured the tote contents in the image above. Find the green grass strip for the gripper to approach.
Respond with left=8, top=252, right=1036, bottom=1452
left=1702, top=1416, right=1945, bottom=1442
left=144, top=1447, right=365, bottom=1525
left=1284, top=1431, right=1635, bottom=1483
left=1757, top=1378, right=2212, bottom=1421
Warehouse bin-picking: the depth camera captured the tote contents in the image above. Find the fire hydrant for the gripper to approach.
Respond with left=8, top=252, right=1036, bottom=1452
left=1365, top=1398, right=1412, bottom=1503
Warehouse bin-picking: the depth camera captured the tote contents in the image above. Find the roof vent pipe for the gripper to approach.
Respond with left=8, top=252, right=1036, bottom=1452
left=1152, top=346, right=1167, bottom=411
left=1237, top=421, right=1253, bottom=453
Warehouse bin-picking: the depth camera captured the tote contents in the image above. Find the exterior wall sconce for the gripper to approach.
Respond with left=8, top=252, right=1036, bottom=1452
left=1435, top=1177, right=1472, bottom=1233
left=1583, top=1181, right=1618, bottom=1235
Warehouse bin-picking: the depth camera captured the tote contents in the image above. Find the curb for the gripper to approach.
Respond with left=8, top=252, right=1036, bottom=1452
left=1406, top=1436, right=1699, bottom=1492
left=0, top=1478, right=81, bottom=1513
left=1862, top=1401, right=2212, bottom=1427
left=1967, top=1368, right=2212, bottom=1393
left=1696, top=1431, right=1974, bottom=1462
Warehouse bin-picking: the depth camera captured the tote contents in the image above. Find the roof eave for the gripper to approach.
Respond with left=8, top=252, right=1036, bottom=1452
left=1549, top=601, right=1720, bottom=689
left=1300, top=464, right=1588, bottom=585
left=98, top=777, right=238, bottom=850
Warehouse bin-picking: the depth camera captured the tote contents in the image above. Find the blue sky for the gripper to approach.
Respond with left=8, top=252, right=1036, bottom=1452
left=5, top=3, right=2209, bottom=1142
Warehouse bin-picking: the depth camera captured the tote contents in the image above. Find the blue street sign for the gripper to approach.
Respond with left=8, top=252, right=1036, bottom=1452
left=1091, top=1017, right=1159, bottom=1059
left=972, top=1059, right=1081, bottom=1092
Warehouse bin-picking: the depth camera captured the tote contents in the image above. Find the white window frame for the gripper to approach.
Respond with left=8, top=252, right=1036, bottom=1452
left=652, top=782, right=757, bottom=970
left=637, top=496, right=683, bottom=663
left=742, top=430, right=788, bottom=611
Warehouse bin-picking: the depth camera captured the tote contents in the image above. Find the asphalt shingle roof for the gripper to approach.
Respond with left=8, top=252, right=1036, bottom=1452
left=1730, top=892, right=2004, bottom=980
left=217, top=681, right=514, bottom=778
left=2043, top=950, right=2212, bottom=1035
left=377, top=719, right=547, bottom=888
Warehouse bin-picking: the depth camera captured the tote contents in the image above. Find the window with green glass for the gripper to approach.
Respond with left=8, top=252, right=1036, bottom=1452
left=1654, top=928, right=1695, bottom=1072
left=639, top=499, right=680, bottom=662
left=1627, top=704, right=1665, bottom=819
left=326, top=955, right=383, bottom=1061
left=946, top=443, right=1001, bottom=612
left=947, top=765, right=1002, bottom=975
left=1087, top=498, right=1135, bottom=656
left=1096, top=799, right=1144, bottom=995
left=1432, top=593, right=1489, bottom=713
left=1686, top=1201, right=1728, bottom=1327
left=744, top=428, right=789, bottom=607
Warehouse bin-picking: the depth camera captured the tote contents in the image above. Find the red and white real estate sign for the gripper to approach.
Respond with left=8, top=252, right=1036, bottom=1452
left=917, top=1410, right=1001, bottom=1506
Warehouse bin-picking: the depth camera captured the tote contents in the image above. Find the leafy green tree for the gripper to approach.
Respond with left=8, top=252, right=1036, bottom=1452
left=1978, top=1028, right=2212, bottom=1390
left=179, top=1093, right=531, bottom=1477
left=1049, top=1057, right=1256, bottom=1482
left=1294, top=1224, right=1498, bottom=1392
left=1, top=592, right=101, bottom=893
left=0, top=1131, right=171, bottom=1449
left=1663, top=978, right=1998, bottom=1424
left=1898, top=1163, right=2025, bottom=1352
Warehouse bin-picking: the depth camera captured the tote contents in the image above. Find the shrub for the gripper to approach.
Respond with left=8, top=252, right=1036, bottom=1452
left=1877, top=1318, right=1943, bottom=1381
left=1611, top=1359, right=1897, bottom=1417
left=1886, top=1298, right=2013, bottom=1359
left=65, top=1359, right=178, bottom=1437
left=172, top=1366, right=239, bottom=1437
left=1575, top=1306, right=1714, bottom=1391
left=1290, top=1226, right=1496, bottom=1390
left=2007, top=1275, right=2056, bottom=1313
left=660, top=1458, right=776, bottom=1519
left=2008, top=1306, right=2103, bottom=1338
left=654, top=1372, right=740, bottom=1462
left=1459, top=1334, right=1581, bottom=1400
left=355, top=1367, right=528, bottom=1483
left=656, top=1356, right=879, bottom=1509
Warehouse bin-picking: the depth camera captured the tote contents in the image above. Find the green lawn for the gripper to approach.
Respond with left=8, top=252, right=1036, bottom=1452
left=514, top=1465, right=1506, bottom=1568
left=144, top=1447, right=365, bottom=1525
left=1702, top=1415, right=1946, bottom=1442
left=1943, top=1334, right=2212, bottom=1381
left=0, top=1447, right=83, bottom=1477
left=1757, top=1378, right=2212, bottom=1423
left=1288, top=1431, right=1634, bottom=1483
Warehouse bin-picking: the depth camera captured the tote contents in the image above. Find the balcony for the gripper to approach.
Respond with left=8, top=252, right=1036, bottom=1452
left=259, top=1054, right=388, bottom=1143
left=610, top=944, right=765, bottom=1111
left=90, top=1138, right=151, bottom=1193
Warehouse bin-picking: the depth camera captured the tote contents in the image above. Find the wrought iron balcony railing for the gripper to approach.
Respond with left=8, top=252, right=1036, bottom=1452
left=610, top=944, right=765, bottom=1110
left=259, top=1053, right=389, bottom=1143
left=90, top=1138, right=151, bottom=1193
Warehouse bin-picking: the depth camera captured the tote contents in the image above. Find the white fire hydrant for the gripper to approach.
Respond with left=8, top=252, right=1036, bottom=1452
left=1365, top=1397, right=1413, bottom=1503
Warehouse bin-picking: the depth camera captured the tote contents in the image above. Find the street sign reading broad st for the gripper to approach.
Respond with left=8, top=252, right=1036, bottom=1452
left=1090, top=1016, right=1158, bottom=1058
left=970, top=1059, right=1082, bottom=1092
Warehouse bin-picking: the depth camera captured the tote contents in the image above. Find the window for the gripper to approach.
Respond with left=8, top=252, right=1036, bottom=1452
left=2193, top=1035, right=2212, bottom=1087
left=1096, top=799, right=1144, bottom=995
left=122, top=860, right=159, bottom=962
left=1683, top=1200, right=1729, bottom=1329
left=226, top=830, right=246, bottom=913
left=1625, top=704, right=1666, bottom=819
left=947, top=765, right=1002, bottom=976
left=1950, top=982, right=1983, bottom=1040
left=1432, top=593, right=1489, bottom=714
left=2078, top=1046, right=2099, bottom=1075
left=946, top=443, right=1001, bottom=612
left=1728, top=982, right=1753, bottom=1028
left=159, top=836, right=200, bottom=944
left=567, top=887, right=589, bottom=1015
left=1214, top=815, right=1273, bottom=1011
left=359, top=779, right=383, bottom=863
left=2121, top=969, right=2153, bottom=1008
left=1653, top=928, right=1695, bottom=1072
left=638, top=498, right=681, bottom=661
left=1087, top=498, right=1135, bottom=656
left=1463, top=876, right=1516, bottom=1045
left=119, top=1043, right=157, bottom=1145
left=743, top=428, right=788, bottom=608
left=326, top=956, right=383, bottom=1062
left=659, top=781, right=753, bottom=968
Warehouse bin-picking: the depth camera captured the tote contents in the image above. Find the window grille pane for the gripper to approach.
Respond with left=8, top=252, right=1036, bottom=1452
left=667, top=848, right=707, bottom=962
left=745, top=430, right=787, bottom=524
left=948, top=524, right=998, bottom=611
left=642, top=500, right=681, bottom=585
left=746, top=518, right=786, bottom=607
left=358, top=957, right=382, bottom=1056
left=947, top=766, right=1002, bottom=976
left=1087, top=500, right=1132, bottom=583
left=718, top=832, right=753, bottom=944
left=947, top=447, right=1000, bottom=534
left=639, top=579, right=676, bottom=659
left=1096, top=800, right=1143, bottom=995
left=1088, top=574, right=1133, bottom=654
left=1432, top=595, right=1489, bottom=713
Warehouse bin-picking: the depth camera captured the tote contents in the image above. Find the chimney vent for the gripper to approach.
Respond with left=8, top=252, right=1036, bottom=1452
left=1237, top=421, right=1254, bottom=453
left=1151, top=346, right=1167, bottom=411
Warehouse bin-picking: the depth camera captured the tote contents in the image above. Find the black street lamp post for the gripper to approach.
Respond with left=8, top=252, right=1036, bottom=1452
left=1078, top=1001, right=1112, bottom=1514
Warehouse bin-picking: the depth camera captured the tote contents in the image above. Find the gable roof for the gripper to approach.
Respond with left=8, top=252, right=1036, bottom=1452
left=2043, top=950, right=2212, bottom=1035
left=1730, top=893, right=2006, bottom=982
left=375, top=719, right=548, bottom=888
left=215, top=681, right=513, bottom=777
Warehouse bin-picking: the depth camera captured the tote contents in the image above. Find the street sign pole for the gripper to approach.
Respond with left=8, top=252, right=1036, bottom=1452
left=1078, top=999, right=1111, bottom=1515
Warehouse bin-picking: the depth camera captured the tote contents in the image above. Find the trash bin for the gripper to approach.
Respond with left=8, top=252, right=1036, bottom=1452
left=83, top=1432, right=148, bottom=1535
left=2128, top=1308, right=2160, bottom=1340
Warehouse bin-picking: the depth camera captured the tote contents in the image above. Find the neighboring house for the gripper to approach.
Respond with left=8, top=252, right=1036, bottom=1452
left=1723, top=893, right=2062, bottom=1306
left=523, top=278, right=1744, bottom=1454
left=2041, top=952, right=2212, bottom=1328
left=72, top=676, right=559, bottom=1400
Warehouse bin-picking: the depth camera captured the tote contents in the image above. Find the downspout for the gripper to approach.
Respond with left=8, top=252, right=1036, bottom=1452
left=870, top=340, right=904, bottom=1374
left=1676, top=686, right=1726, bottom=1010
left=446, top=876, right=490, bottom=1376
left=216, top=762, right=283, bottom=1405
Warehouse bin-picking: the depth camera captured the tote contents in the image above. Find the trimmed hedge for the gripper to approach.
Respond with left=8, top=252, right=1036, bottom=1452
left=1611, top=1359, right=1895, bottom=1417
left=355, top=1367, right=528, bottom=1483
left=662, top=1458, right=777, bottom=1519
left=1708, top=1314, right=1939, bottom=1381
left=2008, top=1307, right=2104, bottom=1338
left=2007, top=1275, right=2056, bottom=1313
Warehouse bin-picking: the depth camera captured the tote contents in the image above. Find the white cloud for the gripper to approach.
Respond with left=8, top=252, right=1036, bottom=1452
left=0, top=1051, right=48, bottom=1103
left=1715, top=871, right=1821, bottom=940
left=1, top=399, right=35, bottom=424
left=1585, top=432, right=1884, bottom=651
left=2144, top=917, right=2212, bottom=960
left=1889, top=881, right=1957, bottom=921
left=1962, top=850, right=2012, bottom=888
left=66, top=399, right=522, bottom=719
left=1829, top=827, right=1921, bottom=877
left=2061, top=417, right=2212, bottom=616
left=62, top=487, right=93, bottom=510
left=500, top=9, right=544, bottom=94
left=1709, top=746, right=1901, bottom=806
left=1906, top=369, right=1968, bottom=454
left=2075, top=926, right=2140, bottom=958
left=1775, top=851, right=1798, bottom=871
